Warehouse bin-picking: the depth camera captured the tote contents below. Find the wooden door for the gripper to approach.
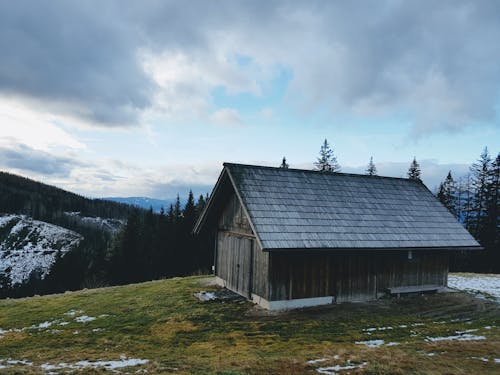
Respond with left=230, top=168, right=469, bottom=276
left=217, top=232, right=253, bottom=297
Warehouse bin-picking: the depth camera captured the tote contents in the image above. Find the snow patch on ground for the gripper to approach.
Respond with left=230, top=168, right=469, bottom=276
left=363, top=326, right=393, bottom=332
left=0, top=214, right=82, bottom=286
left=426, top=333, right=486, bottom=342
left=75, top=315, right=96, bottom=323
left=307, top=355, right=339, bottom=364
left=0, top=359, right=33, bottom=370
left=195, top=291, right=216, bottom=301
left=316, top=361, right=368, bottom=375
left=448, top=274, right=500, bottom=300
left=2, top=310, right=108, bottom=336
left=355, top=339, right=385, bottom=348
left=41, top=356, right=148, bottom=371
left=470, top=357, right=500, bottom=364
left=64, top=309, right=83, bottom=316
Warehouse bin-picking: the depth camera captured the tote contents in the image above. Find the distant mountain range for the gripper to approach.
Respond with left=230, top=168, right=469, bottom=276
left=102, top=197, right=183, bottom=212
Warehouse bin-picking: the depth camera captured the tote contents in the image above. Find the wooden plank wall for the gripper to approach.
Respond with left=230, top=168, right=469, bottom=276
left=251, top=241, right=269, bottom=299
left=268, top=251, right=449, bottom=302
left=215, top=191, right=269, bottom=299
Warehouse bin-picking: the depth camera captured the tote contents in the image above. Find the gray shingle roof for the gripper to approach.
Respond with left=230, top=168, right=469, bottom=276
left=223, top=163, right=480, bottom=250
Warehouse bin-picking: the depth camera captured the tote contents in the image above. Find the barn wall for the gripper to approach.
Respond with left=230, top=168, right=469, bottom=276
left=215, top=191, right=269, bottom=299
left=268, top=251, right=449, bottom=302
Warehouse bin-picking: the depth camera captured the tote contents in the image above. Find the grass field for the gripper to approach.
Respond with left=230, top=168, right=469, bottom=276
left=0, top=275, right=499, bottom=374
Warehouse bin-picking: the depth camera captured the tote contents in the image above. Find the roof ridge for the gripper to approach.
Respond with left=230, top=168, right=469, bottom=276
left=223, top=162, right=417, bottom=183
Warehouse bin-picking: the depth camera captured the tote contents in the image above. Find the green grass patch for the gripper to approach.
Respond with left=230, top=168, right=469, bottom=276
left=0, top=276, right=499, bottom=374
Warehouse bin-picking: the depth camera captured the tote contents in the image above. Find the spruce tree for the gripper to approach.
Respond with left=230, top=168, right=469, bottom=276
left=173, top=194, right=182, bottom=223
left=196, top=194, right=206, bottom=217
left=470, top=147, right=491, bottom=237
left=407, top=157, right=422, bottom=182
left=280, top=157, right=289, bottom=169
left=167, top=204, right=175, bottom=223
left=437, top=171, right=457, bottom=217
left=486, top=153, right=500, bottom=269
left=366, top=156, right=377, bottom=176
left=314, top=139, right=340, bottom=172
left=183, top=191, right=196, bottom=228
left=460, top=174, right=474, bottom=229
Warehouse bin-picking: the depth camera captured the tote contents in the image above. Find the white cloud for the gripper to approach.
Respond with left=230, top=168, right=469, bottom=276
left=210, top=108, right=243, bottom=127
left=140, top=49, right=260, bottom=122
left=0, top=98, right=86, bottom=152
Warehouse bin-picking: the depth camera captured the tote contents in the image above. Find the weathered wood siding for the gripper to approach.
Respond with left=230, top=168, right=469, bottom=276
left=215, top=192, right=269, bottom=299
left=268, top=251, right=449, bottom=302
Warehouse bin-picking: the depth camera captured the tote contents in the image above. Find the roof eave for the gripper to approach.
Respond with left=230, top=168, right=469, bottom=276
left=261, top=246, right=484, bottom=252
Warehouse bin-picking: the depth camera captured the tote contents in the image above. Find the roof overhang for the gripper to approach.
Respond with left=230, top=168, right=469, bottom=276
left=261, top=246, right=484, bottom=252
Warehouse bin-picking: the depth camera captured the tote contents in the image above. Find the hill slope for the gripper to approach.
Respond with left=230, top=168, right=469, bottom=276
left=0, top=171, right=135, bottom=220
left=0, top=275, right=499, bottom=374
left=0, top=171, right=142, bottom=296
left=0, top=215, right=82, bottom=287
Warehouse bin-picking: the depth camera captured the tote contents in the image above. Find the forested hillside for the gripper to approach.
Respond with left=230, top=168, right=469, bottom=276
left=0, top=172, right=211, bottom=298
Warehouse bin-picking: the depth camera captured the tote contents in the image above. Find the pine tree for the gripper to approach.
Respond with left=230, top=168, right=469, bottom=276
left=407, top=157, right=422, bottom=182
left=196, top=194, right=206, bottom=217
left=486, top=153, right=500, bottom=270
left=460, top=174, right=474, bottom=229
left=314, top=139, right=340, bottom=172
left=173, top=194, right=182, bottom=223
left=366, top=156, right=377, bottom=176
left=280, top=157, right=289, bottom=169
left=167, top=204, right=175, bottom=223
left=437, top=171, right=457, bottom=217
left=470, top=147, right=491, bottom=237
left=183, top=191, right=196, bottom=228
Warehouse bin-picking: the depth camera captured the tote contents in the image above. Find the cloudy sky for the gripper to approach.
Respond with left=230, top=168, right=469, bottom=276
left=1, top=1, right=499, bottom=199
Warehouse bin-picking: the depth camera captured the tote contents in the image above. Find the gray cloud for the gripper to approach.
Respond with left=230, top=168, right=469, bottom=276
left=1, top=1, right=499, bottom=131
left=0, top=143, right=85, bottom=177
left=0, top=1, right=154, bottom=126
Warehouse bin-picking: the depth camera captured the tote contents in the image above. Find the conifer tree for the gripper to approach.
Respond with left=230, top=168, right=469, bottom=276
left=470, top=147, right=491, bottom=237
left=486, top=153, right=500, bottom=265
left=459, top=175, right=474, bottom=229
left=196, top=194, right=206, bottom=217
left=437, top=171, right=457, bottom=217
left=314, top=139, right=340, bottom=172
left=280, top=157, right=289, bottom=169
left=173, top=194, right=182, bottom=223
left=407, top=157, right=422, bottom=182
left=167, top=204, right=175, bottom=223
left=366, top=156, right=377, bottom=176
left=183, top=191, right=196, bottom=228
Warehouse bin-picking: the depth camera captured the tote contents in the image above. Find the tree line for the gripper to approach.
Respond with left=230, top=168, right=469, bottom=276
left=281, top=138, right=423, bottom=181
left=436, top=148, right=500, bottom=272
left=106, top=192, right=211, bottom=285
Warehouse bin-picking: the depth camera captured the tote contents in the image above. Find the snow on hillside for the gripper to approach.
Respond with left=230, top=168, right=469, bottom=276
left=64, top=212, right=125, bottom=233
left=0, top=215, right=82, bottom=287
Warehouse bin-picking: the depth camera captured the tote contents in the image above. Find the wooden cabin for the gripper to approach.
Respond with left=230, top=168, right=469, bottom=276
left=194, top=163, right=481, bottom=310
